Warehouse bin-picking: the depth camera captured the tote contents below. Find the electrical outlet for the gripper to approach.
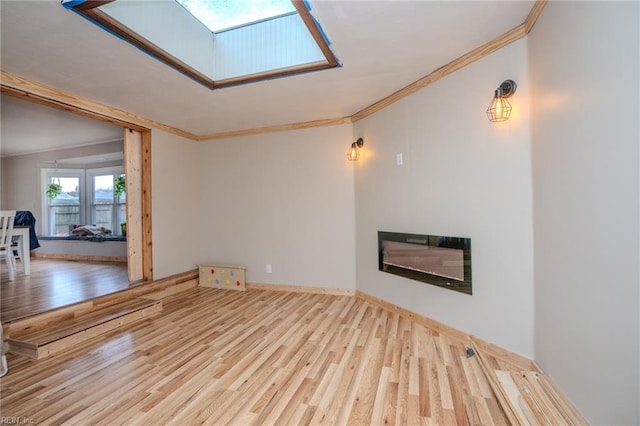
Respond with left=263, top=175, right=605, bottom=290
left=266, top=264, right=272, bottom=273
left=396, top=153, right=403, bottom=166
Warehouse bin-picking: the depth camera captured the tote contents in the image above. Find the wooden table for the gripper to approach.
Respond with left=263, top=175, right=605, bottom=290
left=13, top=226, right=31, bottom=276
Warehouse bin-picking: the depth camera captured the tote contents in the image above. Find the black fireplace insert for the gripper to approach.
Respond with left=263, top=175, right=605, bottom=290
left=378, top=231, right=472, bottom=295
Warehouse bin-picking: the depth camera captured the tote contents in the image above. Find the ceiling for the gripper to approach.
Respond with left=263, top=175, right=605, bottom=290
left=0, top=0, right=535, bottom=156
left=0, top=94, right=123, bottom=157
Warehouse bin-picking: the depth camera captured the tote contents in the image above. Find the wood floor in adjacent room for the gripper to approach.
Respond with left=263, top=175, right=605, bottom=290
left=1, top=258, right=130, bottom=322
left=0, top=286, right=509, bottom=425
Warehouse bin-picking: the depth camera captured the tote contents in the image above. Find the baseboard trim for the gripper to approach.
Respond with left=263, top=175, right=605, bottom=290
left=246, top=282, right=355, bottom=297
left=355, top=290, right=539, bottom=370
left=32, top=252, right=127, bottom=263
left=243, top=284, right=526, bottom=361
left=355, top=290, right=471, bottom=343
left=471, top=335, right=537, bottom=371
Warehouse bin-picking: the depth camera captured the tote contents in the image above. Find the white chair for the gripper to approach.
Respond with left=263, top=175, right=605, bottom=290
left=0, top=323, right=7, bottom=377
left=0, top=210, right=17, bottom=281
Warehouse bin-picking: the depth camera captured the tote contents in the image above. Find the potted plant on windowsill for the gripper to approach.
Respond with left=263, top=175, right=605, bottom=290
left=46, top=182, right=62, bottom=201
left=115, top=175, right=126, bottom=236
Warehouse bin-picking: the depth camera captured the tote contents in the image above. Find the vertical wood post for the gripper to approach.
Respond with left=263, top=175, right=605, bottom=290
left=141, top=130, right=153, bottom=281
left=124, top=129, right=143, bottom=282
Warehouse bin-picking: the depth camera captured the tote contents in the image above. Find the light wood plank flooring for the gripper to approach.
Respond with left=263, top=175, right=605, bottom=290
left=0, top=287, right=509, bottom=424
left=1, top=258, right=130, bottom=323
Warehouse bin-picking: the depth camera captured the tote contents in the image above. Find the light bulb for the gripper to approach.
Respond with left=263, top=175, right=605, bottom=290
left=495, top=98, right=504, bottom=117
left=486, top=81, right=516, bottom=122
left=347, top=143, right=360, bottom=161
left=486, top=95, right=512, bottom=122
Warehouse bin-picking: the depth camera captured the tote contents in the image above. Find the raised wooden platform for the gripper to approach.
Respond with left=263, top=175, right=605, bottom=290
left=0, top=258, right=131, bottom=323
left=6, top=298, right=162, bottom=359
left=2, top=269, right=198, bottom=360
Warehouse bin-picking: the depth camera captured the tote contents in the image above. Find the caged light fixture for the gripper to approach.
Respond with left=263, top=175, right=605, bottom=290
left=347, top=137, right=364, bottom=161
left=486, top=79, right=517, bottom=122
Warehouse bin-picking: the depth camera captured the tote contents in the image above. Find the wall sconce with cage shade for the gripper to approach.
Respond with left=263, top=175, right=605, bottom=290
left=347, top=138, right=364, bottom=161
left=486, top=80, right=517, bottom=122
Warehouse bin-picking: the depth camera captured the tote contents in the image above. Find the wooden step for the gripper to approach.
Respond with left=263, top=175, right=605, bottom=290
left=3, top=270, right=198, bottom=338
left=6, top=298, right=162, bottom=360
left=1, top=270, right=197, bottom=360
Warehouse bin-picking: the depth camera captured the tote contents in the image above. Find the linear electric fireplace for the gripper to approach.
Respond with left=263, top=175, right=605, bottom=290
left=378, top=231, right=472, bottom=295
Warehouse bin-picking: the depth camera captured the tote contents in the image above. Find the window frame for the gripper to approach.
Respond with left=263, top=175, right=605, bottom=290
left=41, top=168, right=85, bottom=236
left=87, top=166, right=126, bottom=234
left=64, top=0, right=339, bottom=90
left=41, top=165, right=125, bottom=237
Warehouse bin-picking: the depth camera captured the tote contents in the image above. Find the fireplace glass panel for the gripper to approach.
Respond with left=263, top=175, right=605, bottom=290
left=378, top=231, right=472, bottom=295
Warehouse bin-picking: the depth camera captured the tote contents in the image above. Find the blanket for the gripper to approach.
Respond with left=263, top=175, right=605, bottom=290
left=71, top=225, right=112, bottom=236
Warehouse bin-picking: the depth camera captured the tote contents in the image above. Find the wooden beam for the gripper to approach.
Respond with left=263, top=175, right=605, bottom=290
left=141, top=130, right=153, bottom=281
left=1, top=84, right=146, bottom=132
left=124, top=129, right=144, bottom=283
left=0, top=70, right=198, bottom=141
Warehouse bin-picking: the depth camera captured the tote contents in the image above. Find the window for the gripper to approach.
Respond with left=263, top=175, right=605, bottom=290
left=89, top=168, right=126, bottom=234
left=62, top=0, right=338, bottom=89
left=176, top=0, right=297, bottom=32
left=42, top=167, right=125, bottom=236
left=43, top=170, right=83, bottom=236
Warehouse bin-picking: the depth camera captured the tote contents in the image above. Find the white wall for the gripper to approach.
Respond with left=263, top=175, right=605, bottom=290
left=0, top=140, right=123, bottom=234
left=529, top=2, right=639, bottom=424
left=150, top=129, right=203, bottom=278
left=37, top=240, right=126, bottom=257
left=353, top=39, right=535, bottom=357
left=193, top=125, right=356, bottom=289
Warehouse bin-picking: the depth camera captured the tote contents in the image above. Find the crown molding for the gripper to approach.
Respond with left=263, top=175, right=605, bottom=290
left=196, top=117, right=352, bottom=141
left=351, top=23, right=528, bottom=122
left=524, top=0, right=548, bottom=34
left=1, top=1, right=547, bottom=141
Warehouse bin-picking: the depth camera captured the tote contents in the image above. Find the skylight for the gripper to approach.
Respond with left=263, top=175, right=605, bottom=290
left=62, top=0, right=339, bottom=89
left=176, top=0, right=297, bottom=32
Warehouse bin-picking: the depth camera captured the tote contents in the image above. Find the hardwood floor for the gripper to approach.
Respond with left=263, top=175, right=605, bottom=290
left=1, top=258, right=130, bottom=323
left=0, top=287, right=509, bottom=425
